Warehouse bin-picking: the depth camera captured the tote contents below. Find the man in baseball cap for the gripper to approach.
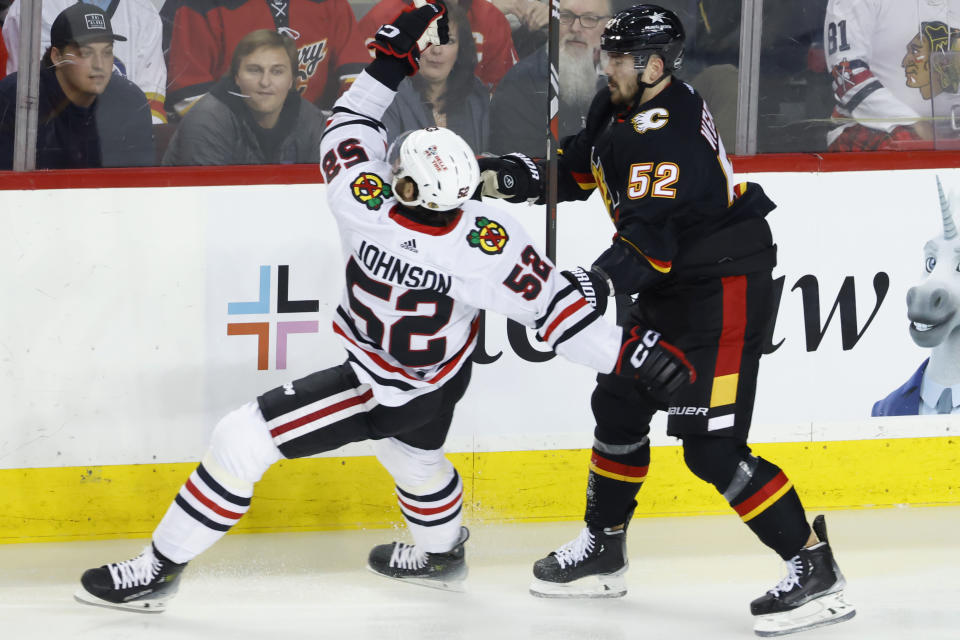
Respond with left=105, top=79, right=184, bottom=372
left=0, top=3, right=153, bottom=168
left=49, top=2, right=127, bottom=49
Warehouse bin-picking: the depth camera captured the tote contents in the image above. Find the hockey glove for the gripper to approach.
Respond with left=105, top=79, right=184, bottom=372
left=561, top=267, right=611, bottom=316
left=615, top=326, right=696, bottom=400
left=478, top=153, right=544, bottom=203
left=368, top=0, right=449, bottom=76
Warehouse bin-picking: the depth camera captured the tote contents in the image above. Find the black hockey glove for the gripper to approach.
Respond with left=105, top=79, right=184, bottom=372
left=615, top=325, right=696, bottom=400
left=478, top=153, right=544, bottom=203
left=561, top=266, right=611, bottom=316
left=368, top=0, right=449, bottom=76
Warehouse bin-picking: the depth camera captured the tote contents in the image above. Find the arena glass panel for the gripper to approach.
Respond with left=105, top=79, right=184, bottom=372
left=755, top=0, right=830, bottom=153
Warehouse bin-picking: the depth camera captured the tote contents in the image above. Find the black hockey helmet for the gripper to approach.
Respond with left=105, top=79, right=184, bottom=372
left=600, top=4, right=685, bottom=72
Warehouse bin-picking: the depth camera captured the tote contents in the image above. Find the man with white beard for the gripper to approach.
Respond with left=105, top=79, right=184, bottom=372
left=488, top=0, right=610, bottom=156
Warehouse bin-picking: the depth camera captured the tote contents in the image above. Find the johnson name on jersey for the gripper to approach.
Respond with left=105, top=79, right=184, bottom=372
left=320, top=71, right=622, bottom=406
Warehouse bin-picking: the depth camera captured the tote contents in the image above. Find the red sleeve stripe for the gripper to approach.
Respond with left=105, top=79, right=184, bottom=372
left=541, top=297, right=588, bottom=342
left=733, top=472, right=793, bottom=522
left=590, top=452, right=648, bottom=483
left=570, top=170, right=596, bottom=190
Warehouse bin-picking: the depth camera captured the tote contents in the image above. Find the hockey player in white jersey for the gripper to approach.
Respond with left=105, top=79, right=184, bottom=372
left=74, top=0, right=695, bottom=612
left=825, top=0, right=960, bottom=150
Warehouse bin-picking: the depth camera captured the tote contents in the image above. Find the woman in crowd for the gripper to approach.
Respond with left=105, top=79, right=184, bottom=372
left=163, top=29, right=324, bottom=165
left=381, top=5, right=489, bottom=153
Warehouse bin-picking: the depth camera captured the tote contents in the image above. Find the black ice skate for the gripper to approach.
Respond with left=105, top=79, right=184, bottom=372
left=529, top=524, right=628, bottom=598
left=74, top=543, right=187, bottom=613
left=367, top=526, right=469, bottom=591
left=751, top=515, right=856, bottom=636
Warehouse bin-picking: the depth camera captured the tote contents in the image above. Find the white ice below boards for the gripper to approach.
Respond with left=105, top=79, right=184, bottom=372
left=2, top=507, right=958, bottom=640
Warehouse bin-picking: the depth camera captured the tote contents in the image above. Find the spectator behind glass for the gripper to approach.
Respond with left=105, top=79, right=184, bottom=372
left=381, top=5, right=488, bottom=152
left=0, top=3, right=154, bottom=169
left=358, top=0, right=518, bottom=88
left=488, top=0, right=609, bottom=156
left=3, top=0, right=167, bottom=123
left=160, top=0, right=368, bottom=119
left=162, top=29, right=324, bottom=165
left=489, top=0, right=548, bottom=59
left=824, top=0, right=960, bottom=151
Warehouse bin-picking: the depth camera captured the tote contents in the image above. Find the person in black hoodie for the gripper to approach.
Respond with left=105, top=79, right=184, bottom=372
left=162, top=29, right=324, bottom=166
left=0, top=3, right=153, bottom=169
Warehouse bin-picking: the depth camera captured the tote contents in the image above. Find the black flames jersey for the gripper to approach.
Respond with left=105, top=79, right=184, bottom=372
left=556, top=80, right=756, bottom=293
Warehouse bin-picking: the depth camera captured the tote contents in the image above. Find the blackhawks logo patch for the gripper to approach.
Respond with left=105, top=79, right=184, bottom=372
left=351, top=173, right=392, bottom=210
left=466, top=216, right=508, bottom=254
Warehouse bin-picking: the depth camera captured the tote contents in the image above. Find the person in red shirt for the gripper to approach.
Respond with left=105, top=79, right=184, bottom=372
left=358, top=0, right=517, bottom=88
left=0, top=35, right=6, bottom=81
left=162, top=0, right=369, bottom=118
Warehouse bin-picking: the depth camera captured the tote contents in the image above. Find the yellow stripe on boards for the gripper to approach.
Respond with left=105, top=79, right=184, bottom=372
left=1, top=437, right=958, bottom=543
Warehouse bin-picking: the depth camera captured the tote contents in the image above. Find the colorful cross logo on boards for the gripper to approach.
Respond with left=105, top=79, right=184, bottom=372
left=226, top=265, right=319, bottom=370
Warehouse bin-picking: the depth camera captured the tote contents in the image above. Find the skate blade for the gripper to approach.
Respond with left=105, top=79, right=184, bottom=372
left=528, top=570, right=627, bottom=599
left=73, top=587, right=169, bottom=613
left=753, top=591, right=856, bottom=637
left=365, top=565, right=468, bottom=593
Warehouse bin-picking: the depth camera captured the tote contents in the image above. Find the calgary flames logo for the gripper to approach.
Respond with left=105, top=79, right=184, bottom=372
left=351, top=173, right=392, bottom=210
left=631, top=107, right=669, bottom=134
left=466, top=216, right=508, bottom=254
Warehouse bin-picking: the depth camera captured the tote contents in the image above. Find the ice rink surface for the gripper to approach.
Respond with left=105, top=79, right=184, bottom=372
left=2, top=506, right=958, bottom=640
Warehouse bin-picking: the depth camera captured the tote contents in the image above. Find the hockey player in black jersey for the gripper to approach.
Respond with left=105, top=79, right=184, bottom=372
left=73, top=0, right=694, bottom=614
left=480, top=4, right=854, bottom=636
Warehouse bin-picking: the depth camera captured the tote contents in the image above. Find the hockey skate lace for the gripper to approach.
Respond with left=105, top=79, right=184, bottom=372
left=107, top=546, right=162, bottom=589
left=389, top=543, right=429, bottom=570
left=551, top=528, right=595, bottom=570
left=767, top=555, right=803, bottom=597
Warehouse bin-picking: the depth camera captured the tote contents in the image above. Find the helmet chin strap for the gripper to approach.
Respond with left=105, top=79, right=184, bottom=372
left=636, top=69, right=669, bottom=90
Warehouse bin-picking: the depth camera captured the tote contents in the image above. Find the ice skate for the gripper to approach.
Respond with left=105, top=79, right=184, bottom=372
left=367, top=526, right=469, bottom=591
left=529, top=524, right=628, bottom=598
left=74, top=543, right=187, bottom=613
left=751, top=515, right=856, bottom=636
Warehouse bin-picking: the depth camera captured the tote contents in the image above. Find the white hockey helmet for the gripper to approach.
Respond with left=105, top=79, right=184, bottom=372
left=388, top=127, right=480, bottom=211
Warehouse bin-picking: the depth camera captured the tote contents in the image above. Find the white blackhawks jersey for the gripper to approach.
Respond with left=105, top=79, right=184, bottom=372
left=824, top=0, right=960, bottom=143
left=321, top=71, right=622, bottom=407
left=3, top=0, right=167, bottom=123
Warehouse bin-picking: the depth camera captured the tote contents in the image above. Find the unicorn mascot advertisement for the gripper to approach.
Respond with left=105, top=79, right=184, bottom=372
left=873, top=177, right=960, bottom=417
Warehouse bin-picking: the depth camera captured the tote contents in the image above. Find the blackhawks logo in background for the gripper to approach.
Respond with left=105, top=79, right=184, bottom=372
left=351, top=173, right=392, bottom=210
left=467, top=216, right=508, bottom=254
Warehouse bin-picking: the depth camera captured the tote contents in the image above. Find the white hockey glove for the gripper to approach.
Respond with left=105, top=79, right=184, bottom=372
left=478, top=153, right=544, bottom=203
left=561, top=266, right=612, bottom=315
